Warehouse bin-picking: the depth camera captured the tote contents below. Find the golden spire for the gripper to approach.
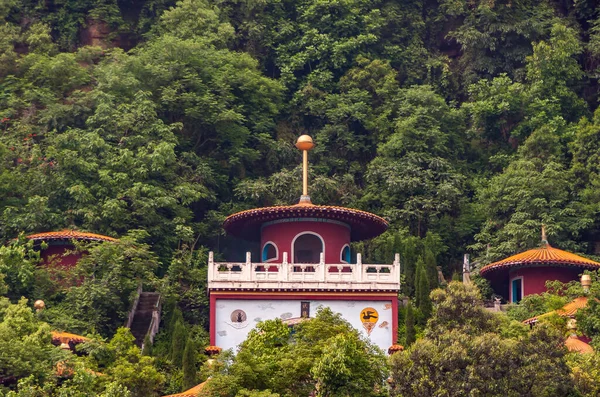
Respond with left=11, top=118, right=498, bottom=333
left=295, top=135, right=315, bottom=204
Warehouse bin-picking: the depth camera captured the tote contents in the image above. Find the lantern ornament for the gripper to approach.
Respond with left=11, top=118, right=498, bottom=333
left=582, top=274, right=592, bottom=293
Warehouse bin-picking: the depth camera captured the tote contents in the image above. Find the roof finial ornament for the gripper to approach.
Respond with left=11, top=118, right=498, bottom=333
left=295, top=135, right=315, bottom=205
left=541, top=224, right=548, bottom=246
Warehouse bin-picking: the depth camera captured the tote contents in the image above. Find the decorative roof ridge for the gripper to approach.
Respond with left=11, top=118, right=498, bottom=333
left=225, top=204, right=388, bottom=224
left=223, top=203, right=388, bottom=241
left=27, top=230, right=118, bottom=243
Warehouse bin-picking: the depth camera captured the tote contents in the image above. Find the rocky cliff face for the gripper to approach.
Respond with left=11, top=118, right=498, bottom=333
left=79, top=19, right=112, bottom=48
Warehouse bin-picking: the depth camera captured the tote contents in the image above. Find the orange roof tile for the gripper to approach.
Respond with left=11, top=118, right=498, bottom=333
left=162, top=381, right=207, bottom=397
left=480, top=244, right=600, bottom=277
left=224, top=203, right=388, bottom=241
left=558, top=296, right=590, bottom=316
left=51, top=331, right=90, bottom=344
left=565, top=335, right=594, bottom=354
left=523, top=297, right=590, bottom=325
left=27, top=230, right=117, bottom=243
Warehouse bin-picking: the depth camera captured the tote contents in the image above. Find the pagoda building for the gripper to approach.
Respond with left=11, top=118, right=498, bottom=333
left=208, top=135, right=400, bottom=352
left=480, top=231, right=600, bottom=302
left=26, top=229, right=117, bottom=270
left=522, top=277, right=595, bottom=355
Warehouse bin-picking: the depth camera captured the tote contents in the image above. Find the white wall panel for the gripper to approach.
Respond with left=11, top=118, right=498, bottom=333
left=215, top=298, right=394, bottom=352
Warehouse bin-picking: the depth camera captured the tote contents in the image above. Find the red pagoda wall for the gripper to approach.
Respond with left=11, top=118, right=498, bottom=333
left=509, top=266, right=582, bottom=297
left=261, top=221, right=351, bottom=263
left=40, top=244, right=82, bottom=269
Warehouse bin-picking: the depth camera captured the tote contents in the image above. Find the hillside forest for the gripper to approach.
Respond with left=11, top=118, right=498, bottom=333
left=4, top=0, right=600, bottom=395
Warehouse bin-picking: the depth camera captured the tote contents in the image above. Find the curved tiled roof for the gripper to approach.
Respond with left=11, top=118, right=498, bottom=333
left=565, top=335, right=594, bottom=354
left=224, top=203, right=388, bottom=241
left=162, top=381, right=207, bottom=397
left=523, top=297, right=589, bottom=325
left=480, top=244, right=600, bottom=277
left=27, top=230, right=117, bottom=243
left=51, top=331, right=90, bottom=344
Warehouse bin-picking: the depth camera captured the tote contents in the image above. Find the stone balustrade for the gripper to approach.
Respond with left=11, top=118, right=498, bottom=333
left=208, top=251, right=400, bottom=291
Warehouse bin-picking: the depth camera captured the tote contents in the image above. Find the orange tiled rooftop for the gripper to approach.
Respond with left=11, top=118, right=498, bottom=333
left=480, top=244, right=600, bottom=276
left=565, top=335, right=594, bottom=354
left=162, top=381, right=207, bottom=397
left=224, top=203, right=388, bottom=241
left=523, top=297, right=590, bottom=325
left=27, top=230, right=117, bottom=243
left=51, top=331, right=90, bottom=344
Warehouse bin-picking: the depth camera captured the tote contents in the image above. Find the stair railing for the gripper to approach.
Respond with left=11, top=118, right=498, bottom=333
left=142, top=294, right=162, bottom=351
left=126, top=281, right=143, bottom=328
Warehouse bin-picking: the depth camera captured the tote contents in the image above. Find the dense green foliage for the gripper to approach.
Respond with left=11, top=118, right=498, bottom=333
left=201, top=308, right=388, bottom=397
left=391, top=282, right=576, bottom=397
left=3, top=0, right=600, bottom=281
left=5, top=0, right=600, bottom=394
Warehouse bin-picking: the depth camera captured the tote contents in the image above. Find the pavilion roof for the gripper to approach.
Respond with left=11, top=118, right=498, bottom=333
left=523, top=297, right=589, bottom=325
left=162, top=381, right=207, bottom=397
left=565, top=335, right=594, bottom=354
left=51, top=331, right=90, bottom=344
left=224, top=202, right=388, bottom=242
left=480, top=244, right=600, bottom=278
left=27, top=230, right=117, bottom=243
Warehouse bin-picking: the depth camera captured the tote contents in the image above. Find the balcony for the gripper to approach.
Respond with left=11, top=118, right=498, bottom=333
left=208, top=252, right=400, bottom=292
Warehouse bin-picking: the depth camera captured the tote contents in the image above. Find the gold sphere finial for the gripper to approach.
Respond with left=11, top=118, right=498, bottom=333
left=34, top=300, right=45, bottom=311
left=295, top=135, right=315, bottom=151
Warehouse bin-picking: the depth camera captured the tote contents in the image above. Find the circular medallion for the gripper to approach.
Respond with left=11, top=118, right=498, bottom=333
left=230, top=309, right=247, bottom=324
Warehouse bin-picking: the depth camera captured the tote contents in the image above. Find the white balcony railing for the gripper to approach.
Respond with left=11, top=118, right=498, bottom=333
left=208, top=251, right=400, bottom=291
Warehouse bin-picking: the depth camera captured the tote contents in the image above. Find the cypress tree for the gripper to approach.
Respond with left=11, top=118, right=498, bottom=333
left=414, top=257, right=424, bottom=306
left=417, top=265, right=432, bottom=320
left=423, top=247, right=438, bottom=289
left=405, top=301, right=415, bottom=346
left=171, top=320, right=187, bottom=367
left=402, top=237, right=420, bottom=296
left=169, top=306, right=184, bottom=335
left=182, top=337, right=197, bottom=389
left=167, top=304, right=184, bottom=356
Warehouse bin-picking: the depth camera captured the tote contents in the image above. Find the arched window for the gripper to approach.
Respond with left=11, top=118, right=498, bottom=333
left=340, top=245, right=351, bottom=264
left=292, top=233, right=324, bottom=264
left=262, top=242, right=278, bottom=262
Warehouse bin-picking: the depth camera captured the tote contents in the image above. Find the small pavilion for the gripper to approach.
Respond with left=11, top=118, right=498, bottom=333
left=522, top=285, right=595, bottom=355
left=26, top=229, right=117, bottom=270
left=208, top=135, right=400, bottom=352
left=480, top=232, right=600, bottom=302
left=51, top=331, right=90, bottom=352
